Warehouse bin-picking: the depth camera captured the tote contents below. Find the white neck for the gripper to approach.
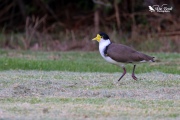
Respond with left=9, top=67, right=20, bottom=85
left=99, top=39, right=111, bottom=58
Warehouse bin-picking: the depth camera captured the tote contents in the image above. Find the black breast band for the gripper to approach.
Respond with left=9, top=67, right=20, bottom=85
left=104, top=42, right=112, bottom=56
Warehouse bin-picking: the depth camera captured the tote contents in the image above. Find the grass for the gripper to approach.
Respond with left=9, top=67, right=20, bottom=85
left=0, top=71, right=179, bottom=119
left=0, top=50, right=179, bottom=74
left=0, top=50, right=179, bottom=119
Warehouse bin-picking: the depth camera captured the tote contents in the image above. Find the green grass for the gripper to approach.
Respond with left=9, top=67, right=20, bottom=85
left=0, top=50, right=179, bottom=119
left=0, top=50, right=179, bottom=74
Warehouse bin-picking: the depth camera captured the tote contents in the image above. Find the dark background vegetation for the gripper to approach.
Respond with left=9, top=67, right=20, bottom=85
left=0, top=0, right=179, bottom=52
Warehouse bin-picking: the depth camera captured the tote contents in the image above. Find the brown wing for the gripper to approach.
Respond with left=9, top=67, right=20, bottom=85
left=107, top=43, right=154, bottom=63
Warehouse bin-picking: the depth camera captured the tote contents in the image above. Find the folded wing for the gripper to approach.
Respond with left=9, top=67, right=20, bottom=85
left=107, top=43, right=154, bottom=63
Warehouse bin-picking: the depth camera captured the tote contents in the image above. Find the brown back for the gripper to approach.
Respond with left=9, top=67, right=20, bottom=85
left=107, top=43, right=154, bottom=63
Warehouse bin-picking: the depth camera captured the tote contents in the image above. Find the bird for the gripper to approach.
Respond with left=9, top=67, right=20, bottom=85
left=92, top=32, right=155, bottom=81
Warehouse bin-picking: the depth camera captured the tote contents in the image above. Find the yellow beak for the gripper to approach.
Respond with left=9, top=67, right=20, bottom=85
left=92, top=34, right=101, bottom=42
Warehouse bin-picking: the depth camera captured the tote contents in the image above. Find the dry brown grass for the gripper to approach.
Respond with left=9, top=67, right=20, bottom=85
left=0, top=71, right=179, bottom=119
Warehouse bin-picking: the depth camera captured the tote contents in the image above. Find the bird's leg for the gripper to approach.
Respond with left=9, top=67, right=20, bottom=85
left=132, top=65, right=137, bottom=80
left=118, top=67, right=126, bottom=81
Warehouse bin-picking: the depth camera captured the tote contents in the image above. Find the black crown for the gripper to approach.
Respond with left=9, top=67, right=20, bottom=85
left=99, top=32, right=109, bottom=40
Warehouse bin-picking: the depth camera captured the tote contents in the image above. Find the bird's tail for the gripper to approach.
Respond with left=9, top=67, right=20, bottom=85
left=152, top=57, right=155, bottom=62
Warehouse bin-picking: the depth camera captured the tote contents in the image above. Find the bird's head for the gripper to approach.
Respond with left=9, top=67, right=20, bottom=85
left=92, top=32, right=110, bottom=42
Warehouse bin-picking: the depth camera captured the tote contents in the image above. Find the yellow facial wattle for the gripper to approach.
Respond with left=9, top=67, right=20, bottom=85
left=92, top=34, right=101, bottom=42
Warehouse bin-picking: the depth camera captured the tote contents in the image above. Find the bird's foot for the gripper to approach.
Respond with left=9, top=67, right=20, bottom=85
left=132, top=74, right=137, bottom=80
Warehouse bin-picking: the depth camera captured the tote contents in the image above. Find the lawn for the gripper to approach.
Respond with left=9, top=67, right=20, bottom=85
left=0, top=50, right=179, bottom=74
left=0, top=50, right=179, bottom=119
